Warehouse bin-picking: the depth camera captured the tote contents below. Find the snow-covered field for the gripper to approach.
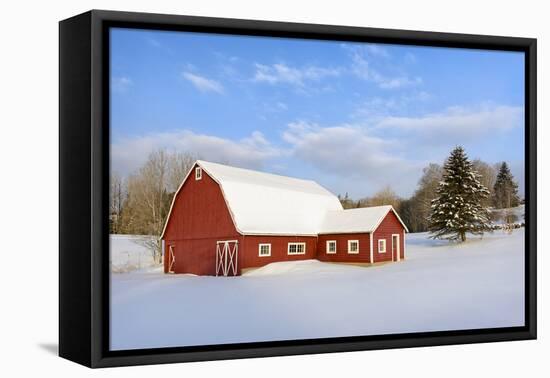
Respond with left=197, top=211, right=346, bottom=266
left=110, top=235, right=158, bottom=273
left=110, top=229, right=525, bottom=351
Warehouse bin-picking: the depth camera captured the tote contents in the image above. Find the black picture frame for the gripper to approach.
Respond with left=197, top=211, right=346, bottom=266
left=59, top=9, right=537, bottom=368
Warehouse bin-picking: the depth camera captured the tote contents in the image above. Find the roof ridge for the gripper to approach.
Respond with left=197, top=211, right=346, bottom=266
left=197, top=160, right=317, bottom=184
left=329, top=205, right=393, bottom=212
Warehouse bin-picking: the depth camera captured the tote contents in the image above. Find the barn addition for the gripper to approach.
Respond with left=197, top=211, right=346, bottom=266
left=161, top=160, right=408, bottom=276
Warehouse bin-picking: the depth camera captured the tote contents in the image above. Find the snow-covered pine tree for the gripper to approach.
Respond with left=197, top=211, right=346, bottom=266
left=428, top=146, right=492, bottom=242
left=493, top=162, right=520, bottom=209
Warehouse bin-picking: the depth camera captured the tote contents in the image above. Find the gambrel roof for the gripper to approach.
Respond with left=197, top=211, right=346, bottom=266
left=161, top=160, right=408, bottom=237
left=196, top=160, right=343, bottom=235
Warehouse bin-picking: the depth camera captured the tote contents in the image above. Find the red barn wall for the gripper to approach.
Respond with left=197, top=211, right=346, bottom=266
left=372, top=211, right=405, bottom=263
left=241, top=235, right=318, bottom=269
left=162, top=164, right=241, bottom=275
left=317, top=233, right=372, bottom=263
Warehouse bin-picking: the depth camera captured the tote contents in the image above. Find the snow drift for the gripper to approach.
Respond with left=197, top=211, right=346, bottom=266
left=110, top=234, right=159, bottom=273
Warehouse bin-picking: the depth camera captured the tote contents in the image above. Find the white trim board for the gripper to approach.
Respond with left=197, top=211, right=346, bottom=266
left=369, top=232, right=374, bottom=263
left=391, top=233, right=401, bottom=262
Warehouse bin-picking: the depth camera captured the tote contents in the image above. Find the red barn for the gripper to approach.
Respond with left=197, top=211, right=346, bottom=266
left=161, top=160, right=408, bottom=276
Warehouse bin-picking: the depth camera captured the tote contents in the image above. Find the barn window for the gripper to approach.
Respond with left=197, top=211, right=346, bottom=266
left=326, top=240, right=337, bottom=254
left=348, top=240, right=359, bottom=254
left=378, top=239, right=387, bottom=253
left=287, top=242, right=306, bottom=255
left=195, top=167, right=202, bottom=180
left=259, top=243, right=271, bottom=257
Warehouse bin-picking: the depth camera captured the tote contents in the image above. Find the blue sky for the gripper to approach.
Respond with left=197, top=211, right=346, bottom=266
left=110, top=28, right=525, bottom=198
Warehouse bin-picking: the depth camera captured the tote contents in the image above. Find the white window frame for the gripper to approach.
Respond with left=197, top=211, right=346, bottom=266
left=378, top=239, right=387, bottom=253
left=326, top=240, right=337, bottom=254
left=195, top=167, right=202, bottom=180
left=348, top=240, right=359, bottom=254
left=287, top=242, right=306, bottom=255
left=258, top=243, right=271, bottom=257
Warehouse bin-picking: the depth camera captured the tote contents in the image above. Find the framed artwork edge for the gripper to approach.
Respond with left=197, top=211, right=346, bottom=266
left=59, top=9, right=537, bottom=368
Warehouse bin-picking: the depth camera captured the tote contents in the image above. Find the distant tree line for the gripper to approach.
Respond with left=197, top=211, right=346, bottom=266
left=338, top=151, right=521, bottom=234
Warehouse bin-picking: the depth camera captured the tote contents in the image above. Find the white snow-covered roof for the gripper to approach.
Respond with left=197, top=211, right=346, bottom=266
left=162, top=161, right=408, bottom=237
left=319, top=205, right=409, bottom=234
left=196, top=160, right=343, bottom=235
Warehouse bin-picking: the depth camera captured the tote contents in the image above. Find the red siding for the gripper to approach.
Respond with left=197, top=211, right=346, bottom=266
left=241, top=235, right=318, bottom=269
left=162, top=164, right=240, bottom=275
left=372, top=211, right=405, bottom=263
left=317, top=233, right=372, bottom=263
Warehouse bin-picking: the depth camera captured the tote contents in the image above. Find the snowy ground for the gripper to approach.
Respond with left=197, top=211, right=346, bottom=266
left=489, top=204, right=525, bottom=224
left=110, top=235, right=158, bottom=273
left=110, top=229, right=525, bottom=350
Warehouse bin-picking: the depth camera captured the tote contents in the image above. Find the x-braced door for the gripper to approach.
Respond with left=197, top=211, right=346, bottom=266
left=168, top=245, right=176, bottom=273
left=216, top=240, right=238, bottom=276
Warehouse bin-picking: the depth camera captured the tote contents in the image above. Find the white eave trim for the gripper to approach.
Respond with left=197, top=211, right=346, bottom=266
left=242, top=232, right=319, bottom=237
left=318, top=230, right=375, bottom=235
left=369, top=231, right=374, bottom=263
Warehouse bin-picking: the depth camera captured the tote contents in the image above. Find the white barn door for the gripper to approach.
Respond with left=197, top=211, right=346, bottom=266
left=216, top=240, right=238, bottom=276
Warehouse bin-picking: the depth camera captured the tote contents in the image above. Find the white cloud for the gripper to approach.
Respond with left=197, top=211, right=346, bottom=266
left=111, top=130, right=282, bottom=176
left=378, top=76, right=423, bottom=89
left=352, top=92, right=432, bottom=119
left=260, top=101, right=289, bottom=116
left=345, top=45, right=422, bottom=90
left=404, top=52, right=417, bottom=64
left=280, top=102, right=522, bottom=197
left=182, top=72, right=224, bottom=94
left=250, top=44, right=417, bottom=92
left=145, top=36, right=161, bottom=48
left=252, top=63, right=341, bottom=87
left=341, top=43, right=390, bottom=58
left=364, top=44, right=390, bottom=58
left=111, top=76, right=132, bottom=93
left=276, top=102, right=288, bottom=110
left=282, top=121, right=422, bottom=196
left=376, top=104, right=523, bottom=140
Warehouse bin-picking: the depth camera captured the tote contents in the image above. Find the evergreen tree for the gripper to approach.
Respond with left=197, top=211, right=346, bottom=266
left=493, top=162, right=520, bottom=209
left=429, top=146, right=492, bottom=242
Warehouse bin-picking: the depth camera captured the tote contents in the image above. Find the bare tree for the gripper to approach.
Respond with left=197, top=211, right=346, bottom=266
left=414, top=163, right=443, bottom=226
left=338, top=192, right=356, bottom=209
left=167, top=152, right=196, bottom=193
left=399, top=163, right=443, bottom=232
left=362, top=186, right=402, bottom=211
left=472, top=159, right=497, bottom=207
left=121, top=150, right=170, bottom=263
left=109, top=172, right=126, bottom=234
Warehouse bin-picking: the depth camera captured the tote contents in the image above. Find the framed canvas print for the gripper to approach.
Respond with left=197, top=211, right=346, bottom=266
left=59, top=10, right=537, bottom=368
